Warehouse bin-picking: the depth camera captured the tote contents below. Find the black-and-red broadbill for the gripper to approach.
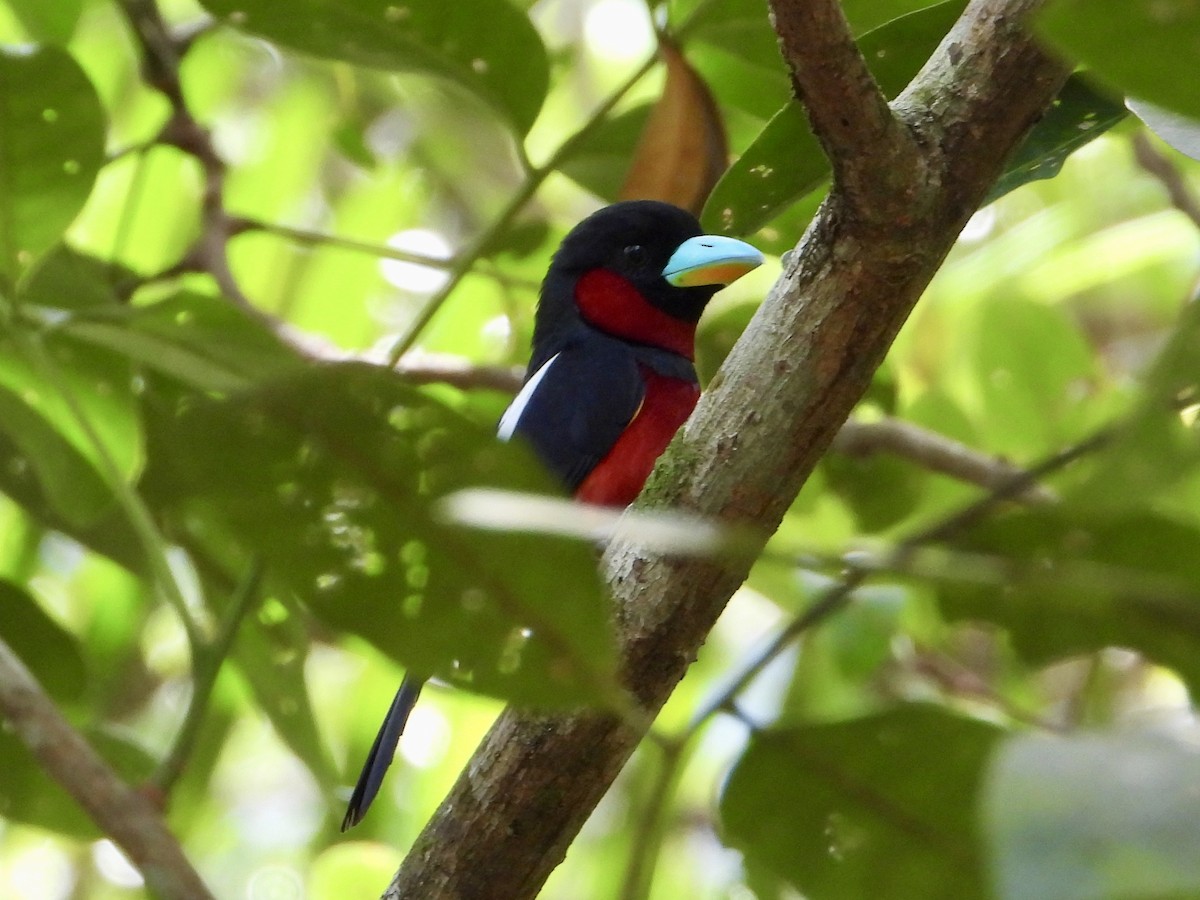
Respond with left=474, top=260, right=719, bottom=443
left=342, top=200, right=762, bottom=829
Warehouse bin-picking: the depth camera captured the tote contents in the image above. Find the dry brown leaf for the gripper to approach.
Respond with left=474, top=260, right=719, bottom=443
left=618, top=40, right=728, bottom=215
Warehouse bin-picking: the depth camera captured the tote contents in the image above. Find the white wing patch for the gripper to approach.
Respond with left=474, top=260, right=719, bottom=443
left=497, top=353, right=560, bottom=442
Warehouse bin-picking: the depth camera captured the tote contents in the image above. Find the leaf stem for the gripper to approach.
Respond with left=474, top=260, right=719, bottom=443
left=16, top=333, right=204, bottom=651
left=617, top=740, right=690, bottom=900
left=236, top=218, right=541, bottom=291
left=153, top=557, right=264, bottom=794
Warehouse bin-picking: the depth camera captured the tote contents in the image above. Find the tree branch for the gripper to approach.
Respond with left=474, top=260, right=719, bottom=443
left=766, top=0, right=923, bottom=215
left=386, top=0, right=1071, bottom=896
left=1133, top=132, right=1200, bottom=231
left=394, top=352, right=524, bottom=393
left=0, top=637, right=215, bottom=900
left=831, top=416, right=1057, bottom=503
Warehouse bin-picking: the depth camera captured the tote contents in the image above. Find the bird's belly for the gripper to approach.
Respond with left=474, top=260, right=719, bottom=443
left=574, top=369, right=700, bottom=507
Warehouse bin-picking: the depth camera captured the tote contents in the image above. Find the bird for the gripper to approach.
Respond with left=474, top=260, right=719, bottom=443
left=341, top=200, right=762, bottom=829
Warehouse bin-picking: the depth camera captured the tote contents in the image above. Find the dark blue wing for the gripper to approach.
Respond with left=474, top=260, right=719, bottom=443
left=499, top=336, right=644, bottom=491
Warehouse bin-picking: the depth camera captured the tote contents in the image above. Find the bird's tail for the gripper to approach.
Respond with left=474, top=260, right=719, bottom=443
left=341, top=674, right=424, bottom=830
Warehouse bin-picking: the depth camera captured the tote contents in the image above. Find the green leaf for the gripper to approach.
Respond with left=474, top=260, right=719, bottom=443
left=684, top=0, right=787, bottom=73
left=19, top=244, right=129, bottom=311
left=0, top=579, right=86, bottom=702
left=199, top=0, right=549, bottom=135
left=141, top=362, right=618, bottom=709
left=984, top=729, right=1200, bottom=900
left=839, top=0, right=953, bottom=35
left=1129, top=99, right=1200, bottom=162
left=0, top=382, right=116, bottom=527
left=52, top=290, right=308, bottom=393
left=0, top=426, right=146, bottom=574
left=823, top=451, right=926, bottom=533
left=937, top=509, right=1200, bottom=692
left=0, top=334, right=141, bottom=524
left=1037, top=0, right=1200, bottom=120
left=965, top=296, right=1098, bottom=458
left=686, top=42, right=792, bottom=122
left=234, top=605, right=338, bottom=787
left=702, top=1, right=966, bottom=235
left=6, top=0, right=84, bottom=44
left=704, top=9, right=1123, bottom=237
left=558, top=106, right=652, bottom=203
left=701, top=102, right=825, bottom=236
left=0, top=46, right=105, bottom=283
left=1071, top=286, right=1200, bottom=512
left=986, top=75, right=1127, bottom=204
left=721, top=705, right=1000, bottom=899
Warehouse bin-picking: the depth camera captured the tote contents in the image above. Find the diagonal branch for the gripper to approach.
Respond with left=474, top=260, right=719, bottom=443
left=386, top=0, right=1071, bottom=897
left=0, top=637, right=215, bottom=900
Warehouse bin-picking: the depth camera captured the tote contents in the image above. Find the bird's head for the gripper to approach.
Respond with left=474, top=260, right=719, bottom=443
left=533, top=201, right=763, bottom=362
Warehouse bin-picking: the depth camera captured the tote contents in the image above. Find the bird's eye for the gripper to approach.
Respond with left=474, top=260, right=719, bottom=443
left=622, top=244, right=647, bottom=267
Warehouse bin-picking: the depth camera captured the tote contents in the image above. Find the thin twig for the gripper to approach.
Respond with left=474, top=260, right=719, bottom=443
left=394, top=352, right=524, bottom=393
left=0, top=636, right=216, bottom=899
left=1133, top=131, right=1200, bottom=231
left=233, top=218, right=543, bottom=291
left=616, top=741, right=690, bottom=900
left=832, top=415, right=1057, bottom=503
left=683, top=420, right=1115, bottom=739
left=117, top=0, right=254, bottom=312
left=152, top=559, right=265, bottom=795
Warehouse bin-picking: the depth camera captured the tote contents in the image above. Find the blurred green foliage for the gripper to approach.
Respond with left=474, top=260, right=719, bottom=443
left=0, top=0, right=1198, bottom=898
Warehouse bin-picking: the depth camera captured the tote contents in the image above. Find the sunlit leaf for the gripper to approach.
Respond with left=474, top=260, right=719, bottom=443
left=199, top=0, right=549, bottom=134
left=721, top=705, right=1000, bottom=899
left=0, top=46, right=105, bottom=283
left=984, top=728, right=1200, bottom=900
left=0, top=382, right=116, bottom=527
left=682, top=0, right=786, bottom=78
left=5, top=0, right=84, bottom=44
left=0, top=428, right=145, bottom=574
left=619, top=41, right=727, bottom=216
left=1038, top=0, right=1200, bottom=120
left=141, top=362, right=618, bottom=709
left=966, top=296, right=1098, bottom=458
left=685, top=42, right=791, bottom=122
left=0, top=327, right=143, bottom=529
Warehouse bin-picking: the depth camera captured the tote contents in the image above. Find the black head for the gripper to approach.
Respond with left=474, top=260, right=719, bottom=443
left=548, top=200, right=714, bottom=321
left=529, top=201, right=762, bottom=368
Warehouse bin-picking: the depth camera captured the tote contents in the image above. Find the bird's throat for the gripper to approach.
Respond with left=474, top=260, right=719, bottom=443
left=574, top=270, right=697, bottom=359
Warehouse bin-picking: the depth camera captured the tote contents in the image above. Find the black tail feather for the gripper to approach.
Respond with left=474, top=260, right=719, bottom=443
left=341, top=675, right=424, bottom=830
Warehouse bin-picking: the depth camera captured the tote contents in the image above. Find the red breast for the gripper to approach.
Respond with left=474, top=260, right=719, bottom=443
left=574, top=366, right=701, bottom=506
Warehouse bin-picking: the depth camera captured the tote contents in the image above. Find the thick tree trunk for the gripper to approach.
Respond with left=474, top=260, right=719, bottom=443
left=386, top=0, right=1071, bottom=896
